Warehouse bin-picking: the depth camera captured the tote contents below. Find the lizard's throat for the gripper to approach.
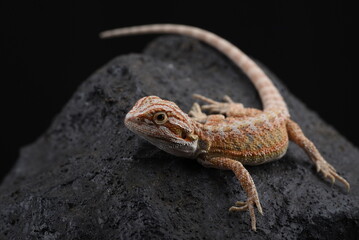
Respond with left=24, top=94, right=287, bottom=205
left=142, top=134, right=200, bottom=159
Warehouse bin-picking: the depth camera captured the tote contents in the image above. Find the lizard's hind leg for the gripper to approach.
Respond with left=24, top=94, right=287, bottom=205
left=286, top=120, right=350, bottom=190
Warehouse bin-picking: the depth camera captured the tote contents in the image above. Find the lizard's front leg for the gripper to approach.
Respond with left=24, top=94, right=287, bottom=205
left=193, top=94, right=262, bottom=117
left=198, top=157, right=263, bottom=231
left=287, top=120, right=350, bottom=190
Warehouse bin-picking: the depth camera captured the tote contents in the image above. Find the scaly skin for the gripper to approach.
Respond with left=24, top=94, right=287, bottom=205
left=101, top=24, right=350, bottom=231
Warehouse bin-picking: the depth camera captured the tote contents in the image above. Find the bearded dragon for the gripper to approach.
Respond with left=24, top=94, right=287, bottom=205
left=100, top=24, right=350, bottom=231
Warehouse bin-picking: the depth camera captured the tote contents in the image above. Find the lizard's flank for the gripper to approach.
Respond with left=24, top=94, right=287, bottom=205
left=100, top=24, right=350, bottom=231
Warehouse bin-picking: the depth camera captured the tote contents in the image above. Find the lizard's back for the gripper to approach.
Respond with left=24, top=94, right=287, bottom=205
left=200, top=111, right=288, bottom=165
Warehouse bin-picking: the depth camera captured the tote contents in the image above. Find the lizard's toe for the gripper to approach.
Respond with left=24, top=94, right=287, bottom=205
left=316, top=160, right=350, bottom=191
left=229, top=197, right=263, bottom=231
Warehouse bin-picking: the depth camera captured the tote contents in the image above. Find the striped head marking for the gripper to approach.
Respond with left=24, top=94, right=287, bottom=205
left=125, top=96, right=199, bottom=158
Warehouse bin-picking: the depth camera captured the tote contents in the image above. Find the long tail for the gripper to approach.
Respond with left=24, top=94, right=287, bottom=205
left=100, top=24, right=289, bottom=116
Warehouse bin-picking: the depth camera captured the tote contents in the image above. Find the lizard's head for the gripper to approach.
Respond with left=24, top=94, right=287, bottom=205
left=124, top=96, right=199, bottom=158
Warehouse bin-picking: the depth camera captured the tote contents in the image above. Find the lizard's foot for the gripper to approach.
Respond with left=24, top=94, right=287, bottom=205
left=229, top=197, right=263, bottom=231
left=315, top=158, right=350, bottom=191
left=193, top=93, right=244, bottom=115
left=286, top=120, right=350, bottom=191
left=188, top=102, right=208, bottom=123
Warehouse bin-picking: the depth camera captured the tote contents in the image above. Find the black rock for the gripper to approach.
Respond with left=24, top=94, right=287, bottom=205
left=1, top=36, right=358, bottom=240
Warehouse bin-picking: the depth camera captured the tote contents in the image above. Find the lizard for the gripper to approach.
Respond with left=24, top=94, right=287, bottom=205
left=100, top=24, right=350, bottom=231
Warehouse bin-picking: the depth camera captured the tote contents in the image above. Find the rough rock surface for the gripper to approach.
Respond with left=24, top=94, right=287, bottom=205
left=1, top=36, right=358, bottom=240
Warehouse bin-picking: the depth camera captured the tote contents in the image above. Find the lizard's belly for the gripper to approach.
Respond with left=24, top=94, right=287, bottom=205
left=203, top=115, right=289, bottom=166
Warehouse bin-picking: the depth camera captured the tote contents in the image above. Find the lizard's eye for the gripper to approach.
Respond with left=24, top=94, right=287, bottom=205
left=153, top=112, right=168, bottom=124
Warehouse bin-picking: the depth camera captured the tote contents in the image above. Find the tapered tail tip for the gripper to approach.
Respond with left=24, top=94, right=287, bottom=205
left=99, top=31, right=110, bottom=39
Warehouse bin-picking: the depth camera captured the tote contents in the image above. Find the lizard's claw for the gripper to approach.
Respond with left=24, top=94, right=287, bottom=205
left=229, top=197, right=263, bottom=231
left=315, top=159, right=350, bottom=191
left=192, top=94, right=219, bottom=104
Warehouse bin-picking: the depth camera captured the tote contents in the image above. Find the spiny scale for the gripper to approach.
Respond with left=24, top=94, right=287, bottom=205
left=102, top=24, right=350, bottom=231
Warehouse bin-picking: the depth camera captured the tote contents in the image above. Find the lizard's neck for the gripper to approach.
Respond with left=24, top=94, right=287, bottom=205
left=189, top=120, right=209, bottom=158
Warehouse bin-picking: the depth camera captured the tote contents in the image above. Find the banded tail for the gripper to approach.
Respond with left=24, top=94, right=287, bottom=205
left=100, top=24, right=289, bottom=116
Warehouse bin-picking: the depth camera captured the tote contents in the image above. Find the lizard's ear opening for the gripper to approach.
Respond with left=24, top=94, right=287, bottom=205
left=181, top=131, right=187, bottom=139
left=181, top=131, right=198, bottom=142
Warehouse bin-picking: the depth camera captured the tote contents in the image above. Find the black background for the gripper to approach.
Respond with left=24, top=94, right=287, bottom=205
left=1, top=1, right=357, bottom=183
